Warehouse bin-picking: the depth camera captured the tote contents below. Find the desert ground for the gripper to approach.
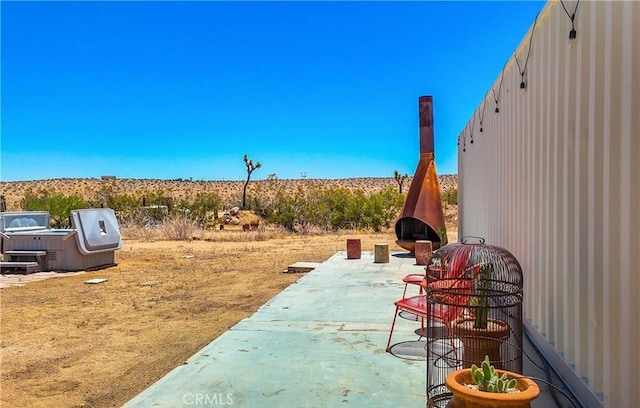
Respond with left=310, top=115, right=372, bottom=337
left=0, top=177, right=457, bottom=408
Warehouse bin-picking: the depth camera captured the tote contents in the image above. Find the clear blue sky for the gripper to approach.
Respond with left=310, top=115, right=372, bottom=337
left=1, top=1, right=544, bottom=182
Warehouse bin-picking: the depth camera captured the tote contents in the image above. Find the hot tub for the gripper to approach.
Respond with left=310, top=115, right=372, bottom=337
left=0, top=209, right=122, bottom=271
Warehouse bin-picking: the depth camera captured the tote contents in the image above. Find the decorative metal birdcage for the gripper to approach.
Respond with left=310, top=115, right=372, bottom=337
left=424, top=237, right=524, bottom=407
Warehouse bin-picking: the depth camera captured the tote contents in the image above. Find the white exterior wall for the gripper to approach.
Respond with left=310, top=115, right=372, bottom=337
left=458, top=1, right=639, bottom=406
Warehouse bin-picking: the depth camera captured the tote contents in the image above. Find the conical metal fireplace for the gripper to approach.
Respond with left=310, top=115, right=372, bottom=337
left=395, top=96, right=447, bottom=252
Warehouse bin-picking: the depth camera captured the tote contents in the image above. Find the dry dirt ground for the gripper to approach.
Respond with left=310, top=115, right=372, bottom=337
left=1, top=229, right=452, bottom=408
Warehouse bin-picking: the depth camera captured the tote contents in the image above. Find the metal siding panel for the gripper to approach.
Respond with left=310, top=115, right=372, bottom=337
left=457, top=1, right=638, bottom=405
left=574, top=0, right=591, bottom=377
left=623, top=3, right=640, bottom=407
left=586, top=1, right=603, bottom=391
left=563, top=2, right=578, bottom=365
left=551, top=10, right=562, bottom=348
left=542, top=17, right=553, bottom=340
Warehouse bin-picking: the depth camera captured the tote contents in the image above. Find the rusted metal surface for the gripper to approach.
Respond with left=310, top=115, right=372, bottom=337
left=395, top=96, right=447, bottom=252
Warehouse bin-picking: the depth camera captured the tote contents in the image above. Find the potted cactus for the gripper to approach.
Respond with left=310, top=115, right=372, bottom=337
left=471, top=263, right=492, bottom=329
left=445, top=356, right=539, bottom=408
left=449, top=263, right=510, bottom=368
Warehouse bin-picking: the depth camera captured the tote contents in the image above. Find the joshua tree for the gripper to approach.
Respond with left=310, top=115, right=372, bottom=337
left=242, top=154, right=261, bottom=209
left=394, top=170, right=409, bottom=193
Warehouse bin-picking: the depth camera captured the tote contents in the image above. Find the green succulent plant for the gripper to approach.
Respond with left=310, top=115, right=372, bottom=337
left=470, top=356, right=518, bottom=393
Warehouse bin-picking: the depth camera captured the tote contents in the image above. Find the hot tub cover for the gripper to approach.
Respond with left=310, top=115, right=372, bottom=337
left=71, top=209, right=122, bottom=254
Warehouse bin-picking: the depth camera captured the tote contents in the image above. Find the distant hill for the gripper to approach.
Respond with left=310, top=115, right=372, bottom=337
left=0, top=175, right=458, bottom=211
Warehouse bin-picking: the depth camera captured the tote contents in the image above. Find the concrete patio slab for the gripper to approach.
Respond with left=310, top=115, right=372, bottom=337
left=124, top=250, right=427, bottom=407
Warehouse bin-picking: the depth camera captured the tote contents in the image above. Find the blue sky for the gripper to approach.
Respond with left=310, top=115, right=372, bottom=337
left=1, top=1, right=544, bottom=182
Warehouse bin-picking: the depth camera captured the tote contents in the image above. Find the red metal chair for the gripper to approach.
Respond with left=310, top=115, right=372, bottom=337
left=397, top=264, right=445, bottom=323
left=386, top=292, right=429, bottom=352
left=400, top=262, right=445, bottom=299
left=401, top=273, right=426, bottom=298
left=386, top=277, right=473, bottom=352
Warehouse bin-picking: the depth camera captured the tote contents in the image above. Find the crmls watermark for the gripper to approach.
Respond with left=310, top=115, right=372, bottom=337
left=182, top=392, right=234, bottom=406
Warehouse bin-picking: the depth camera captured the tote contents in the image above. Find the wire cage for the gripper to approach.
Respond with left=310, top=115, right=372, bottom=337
left=425, top=237, right=524, bottom=407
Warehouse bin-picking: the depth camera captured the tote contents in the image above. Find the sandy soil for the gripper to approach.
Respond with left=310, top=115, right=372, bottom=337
left=0, top=230, right=430, bottom=408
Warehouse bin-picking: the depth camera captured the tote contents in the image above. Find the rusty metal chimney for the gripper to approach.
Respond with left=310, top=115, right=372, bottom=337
left=395, top=96, right=447, bottom=252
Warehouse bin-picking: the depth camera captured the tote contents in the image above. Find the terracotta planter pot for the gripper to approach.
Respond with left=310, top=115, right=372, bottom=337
left=445, top=369, right=539, bottom=408
left=450, top=317, right=510, bottom=369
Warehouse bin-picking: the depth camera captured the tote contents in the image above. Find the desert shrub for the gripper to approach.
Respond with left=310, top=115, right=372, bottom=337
left=162, top=214, right=199, bottom=241
left=262, top=182, right=331, bottom=232
left=97, top=191, right=183, bottom=227
left=20, top=191, right=87, bottom=228
left=297, top=183, right=331, bottom=230
left=93, top=193, right=155, bottom=227
left=105, top=194, right=144, bottom=224
left=184, top=192, right=222, bottom=227
left=264, top=190, right=298, bottom=231
left=263, top=184, right=404, bottom=232
left=344, top=189, right=367, bottom=229
left=125, top=206, right=166, bottom=228
left=442, top=187, right=458, bottom=205
left=323, top=187, right=352, bottom=230
left=142, top=193, right=174, bottom=222
left=109, top=194, right=141, bottom=212
left=359, top=187, right=405, bottom=232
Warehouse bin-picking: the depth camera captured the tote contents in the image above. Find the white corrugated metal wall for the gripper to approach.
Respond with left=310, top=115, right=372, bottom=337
left=458, top=1, right=639, bottom=406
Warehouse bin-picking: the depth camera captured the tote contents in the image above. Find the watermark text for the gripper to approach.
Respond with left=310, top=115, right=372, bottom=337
left=183, top=392, right=234, bottom=406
